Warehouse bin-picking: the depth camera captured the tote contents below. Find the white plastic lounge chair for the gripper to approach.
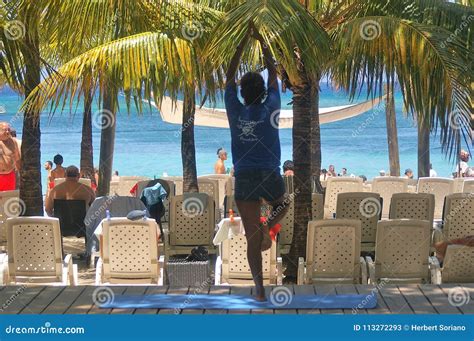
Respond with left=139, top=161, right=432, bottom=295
left=54, top=177, right=92, bottom=187
left=197, top=178, right=220, bottom=222
left=462, top=179, right=474, bottom=193
left=323, top=177, right=363, bottom=218
left=417, top=177, right=454, bottom=221
left=215, top=234, right=281, bottom=285
left=95, top=217, right=162, bottom=285
left=312, top=193, right=324, bottom=220
left=115, top=176, right=151, bottom=196
left=225, top=176, right=235, bottom=197
left=1, top=217, right=77, bottom=285
left=389, top=193, right=435, bottom=228
left=0, top=190, right=20, bottom=246
left=366, top=219, right=432, bottom=284
left=336, top=192, right=381, bottom=252
left=108, top=180, right=120, bottom=195
left=297, top=219, right=367, bottom=285
left=371, top=177, right=409, bottom=218
left=162, top=176, right=184, bottom=195
left=430, top=245, right=474, bottom=284
left=164, top=194, right=216, bottom=259
left=198, top=174, right=230, bottom=209
left=453, top=178, right=465, bottom=193
left=278, top=200, right=294, bottom=256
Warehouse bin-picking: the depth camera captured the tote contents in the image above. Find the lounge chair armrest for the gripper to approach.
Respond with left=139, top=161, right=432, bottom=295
left=365, top=256, right=376, bottom=285
left=158, top=255, right=165, bottom=285
left=276, top=257, right=283, bottom=286
left=214, top=256, right=222, bottom=285
left=297, top=257, right=305, bottom=285
left=62, top=254, right=76, bottom=286
left=0, top=254, right=8, bottom=285
left=429, top=256, right=441, bottom=285
left=360, top=257, right=368, bottom=284
left=95, top=257, right=103, bottom=285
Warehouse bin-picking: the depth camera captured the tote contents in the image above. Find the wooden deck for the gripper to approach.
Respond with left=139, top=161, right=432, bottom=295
left=0, top=284, right=472, bottom=314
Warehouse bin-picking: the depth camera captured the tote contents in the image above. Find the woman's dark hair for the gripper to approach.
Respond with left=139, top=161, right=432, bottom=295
left=53, top=154, right=63, bottom=165
left=216, top=147, right=223, bottom=155
left=283, top=160, right=294, bottom=172
left=240, top=72, right=266, bottom=105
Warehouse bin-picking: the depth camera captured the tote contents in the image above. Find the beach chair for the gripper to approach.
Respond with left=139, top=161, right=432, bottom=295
left=225, top=176, right=235, bottom=197
left=215, top=234, right=281, bottom=285
left=54, top=177, right=91, bottom=187
left=224, top=194, right=239, bottom=217
left=1, top=217, right=77, bottom=285
left=162, top=176, right=183, bottom=195
left=95, top=217, right=162, bottom=285
left=53, top=199, right=88, bottom=238
left=453, top=178, right=465, bottom=193
left=323, top=177, right=363, bottom=218
left=389, top=193, right=435, bottom=228
left=336, top=192, right=382, bottom=253
left=430, top=245, right=474, bottom=284
left=312, top=193, right=324, bottom=220
left=462, top=179, right=474, bottom=193
left=197, top=178, right=220, bottom=221
left=283, top=175, right=294, bottom=194
left=108, top=180, right=120, bottom=195
left=115, top=176, right=150, bottom=196
left=0, top=190, right=20, bottom=246
left=366, top=219, right=432, bottom=284
left=417, top=177, right=454, bottom=221
left=278, top=200, right=294, bottom=255
left=198, top=174, right=229, bottom=209
left=297, top=219, right=367, bottom=285
left=164, top=194, right=216, bottom=259
left=433, top=193, right=474, bottom=244
left=371, top=177, right=409, bottom=218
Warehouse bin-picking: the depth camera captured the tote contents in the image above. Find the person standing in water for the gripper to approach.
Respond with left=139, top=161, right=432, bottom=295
left=214, top=148, right=228, bottom=174
left=225, top=27, right=289, bottom=301
left=0, top=122, right=21, bottom=191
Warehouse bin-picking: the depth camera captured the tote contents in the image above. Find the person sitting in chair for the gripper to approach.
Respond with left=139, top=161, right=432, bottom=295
left=45, top=165, right=96, bottom=216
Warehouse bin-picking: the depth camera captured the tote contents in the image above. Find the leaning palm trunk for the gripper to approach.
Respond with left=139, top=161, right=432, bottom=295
left=418, top=119, right=431, bottom=177
left=97, top=86, right=117, bottom=196
left=80, top=88, right=95, bottom=187
left=385, top=88, right=400, bottom=176
left=285, top=79, right=313, bottom=278
left=181, top=88, right=199, bottom=193
left=310, top=79, right=323, bottom=194
left=19, top=24, right=43, bottom=216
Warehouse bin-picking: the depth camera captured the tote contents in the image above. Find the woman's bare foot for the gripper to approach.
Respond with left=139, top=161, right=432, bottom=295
left=260, top=223, right=272, bottom=251
left=255, top=287, right=266, bottom=301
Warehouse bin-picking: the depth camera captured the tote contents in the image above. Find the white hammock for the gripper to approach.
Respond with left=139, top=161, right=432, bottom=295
left=153, top=94, right=387, bottom=129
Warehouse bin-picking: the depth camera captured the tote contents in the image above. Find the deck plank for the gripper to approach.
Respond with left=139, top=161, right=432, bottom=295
left=398, top=285, right=437, bottom=314
left=65, top=286, right=97, bottom=314
left=228, top=286, right=251, bottom=314
left=335, top=284, right=364, bottom=315
left=378, top=285, right=413, bottom=314
left=355, top=284, right=390, bottom=314
left=418, top=285, right=460, bottom=314
left=133, top=286, right=168, bottom=315
left=294, top=285, right=319, bottom=314
left=0, top=286, right=45, bottom=314
left=204, top=286, right=230, bottom=315
left=20, top=286, right=65, bottom=314
left=439, top=284, right=474, bottom=314
left=42, top=286, right=87, bottom=314
left=314, top=284, right=343, bottom=315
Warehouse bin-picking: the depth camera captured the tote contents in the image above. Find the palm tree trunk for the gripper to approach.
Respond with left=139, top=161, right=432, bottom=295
left=80, top=88, right=95, bottom=187
left=19, top=24, right=43, bottom=215
left=181, top=88, right=199, bottom=193
left=417, top=119, right=430, bottom=178
left=311, top=79, right=323, bottom=194
left=385, top=88, right=400, bottom=176
left=285, top=79, right=313, bottom=278
left=97, top=86, right=117, bottom=196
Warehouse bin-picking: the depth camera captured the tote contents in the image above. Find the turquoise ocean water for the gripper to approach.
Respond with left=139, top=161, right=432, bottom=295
left=0, top=83, right=466, bottom=195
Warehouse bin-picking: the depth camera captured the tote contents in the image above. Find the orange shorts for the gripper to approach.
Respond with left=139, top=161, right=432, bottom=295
left=0, top=171, right=16, bottom=191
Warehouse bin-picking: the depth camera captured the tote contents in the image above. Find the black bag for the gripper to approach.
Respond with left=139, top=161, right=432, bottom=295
left=186, top=246, right=209, bottom=262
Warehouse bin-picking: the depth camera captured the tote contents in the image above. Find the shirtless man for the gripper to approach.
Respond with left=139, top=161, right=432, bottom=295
left=49, top=154, right=66, bottom=189
left=0, top=122, right=21, bottom=191
left=45, top=165, right=96, bottom=216
left=214, top=148, right=228, bottom=174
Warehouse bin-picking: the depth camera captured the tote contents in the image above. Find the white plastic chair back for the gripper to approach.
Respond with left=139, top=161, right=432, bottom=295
left=116, top=176, right=150, bottom=196
left=417, top=177, right=454, bottom=220
left=324, top=177, right=363, bottom=218
left=312, top=193, right=324, bottom=220
left=462, top=179, right=474, bottom=194
left=101, top=218, right=159, bottom=284
left=108, top=181, right=120, bottom=195
left=54, top=178, right=91, bottom=187
left=371, top=177, right=409, bottom=218
left=442, top=245, right=474, bottom=283
left=0, top=190, right=20, bottom=243
left=279, top=200, right=294, bottom=246
left=225, top=177, right=235, bottom=197
left=375, top=219, right=431, bottom=283
left=306, top=219, right=362, bottom=283
left=7, top=217, right=63, bottom=283
left=442, top=193, right=474, bottom=241
left=197, top=178, right=220, bottom=221
left=389, top=193, right=435, bottom=228
left=162, top=176, right=183, bottom=195
left=198, top=174, right=229, bottom=209
left=453, top=178, right=465, bottom=193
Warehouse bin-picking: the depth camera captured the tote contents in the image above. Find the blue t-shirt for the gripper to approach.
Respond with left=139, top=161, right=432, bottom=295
left=224, top=84, right=281, bottom=175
